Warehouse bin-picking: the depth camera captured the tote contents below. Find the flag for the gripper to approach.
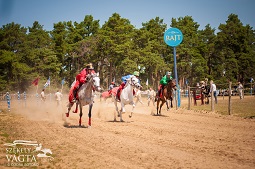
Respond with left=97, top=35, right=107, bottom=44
left=61, top=78, right=65, bottom=85
left=146, top=78, right=148, bottom=86
left=32, top=78, right=39, bottom=86
left=44, top=77, right=50, bottom=88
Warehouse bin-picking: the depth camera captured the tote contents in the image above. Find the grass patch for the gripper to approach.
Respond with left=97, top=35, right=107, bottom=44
left=0, top=133, right=9, bottom=138
left=181, top=96, right=255, bottom=118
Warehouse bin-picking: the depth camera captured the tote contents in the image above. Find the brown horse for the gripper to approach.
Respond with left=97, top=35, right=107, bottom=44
left=156, top=79, right=177, bottom=115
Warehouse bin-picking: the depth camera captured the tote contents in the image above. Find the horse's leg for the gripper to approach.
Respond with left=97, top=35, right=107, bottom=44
left=73, top=103, right=78, bottom=113
left=66, top=103, right=73, bottom=117
left=88, top=104, right=92, bottom=126
left=156, top=99, right=160, bottom=115
left=165, top=99, right=169, bottom=111
left=78, top=102, right=82, bottom=126
left=120, top=102, right=125, bottom=122
left=159, top=100, right=165, bottom=115
left=170, top=97, right=173, bottom=108
left=201, top=93, right=204, bottom=105
left=129, top=101, right=135, bottom=118
left=113, top=97, right=118, bottom=121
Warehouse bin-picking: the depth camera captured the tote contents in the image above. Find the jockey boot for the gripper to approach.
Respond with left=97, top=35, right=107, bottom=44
left=116, top=89, right=121, bottom=101
left=72, top=88, right=78, bottom=103
left=158, top=88, right=162, bottom=97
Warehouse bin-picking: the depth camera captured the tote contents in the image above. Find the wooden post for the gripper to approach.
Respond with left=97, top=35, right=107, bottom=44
left=193, top=90, right=197, bottom=106
left=228, top=81, right=232, bottom=115
left=188, top=86, right=190, bottom=110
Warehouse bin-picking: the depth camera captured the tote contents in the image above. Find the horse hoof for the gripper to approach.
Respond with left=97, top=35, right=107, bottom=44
left=73, top=111, right=77, bottom=113
left=66, top=113, right=69, bottom=117
left=129, top=115, right=132, bottom=118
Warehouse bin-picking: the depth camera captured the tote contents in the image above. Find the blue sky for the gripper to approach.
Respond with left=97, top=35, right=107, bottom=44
left=0, top=0, right=254, bottom=32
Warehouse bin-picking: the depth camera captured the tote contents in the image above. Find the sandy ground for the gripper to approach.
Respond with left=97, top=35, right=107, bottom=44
left=0, top=96, right=255, bottom=169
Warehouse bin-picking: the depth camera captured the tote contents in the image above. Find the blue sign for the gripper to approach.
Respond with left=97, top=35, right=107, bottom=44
left=164, top=28, right=183, bottom=47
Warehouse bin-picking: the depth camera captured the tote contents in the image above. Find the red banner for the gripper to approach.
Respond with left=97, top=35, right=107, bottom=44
left=32, top=78, right=39, bottom=86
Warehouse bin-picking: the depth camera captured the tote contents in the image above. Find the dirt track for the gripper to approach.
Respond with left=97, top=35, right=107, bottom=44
left=0, top=97, right=255, bottom=169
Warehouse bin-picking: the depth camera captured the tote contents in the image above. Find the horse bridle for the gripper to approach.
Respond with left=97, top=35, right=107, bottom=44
left=128, top=76, right=140, bottom=88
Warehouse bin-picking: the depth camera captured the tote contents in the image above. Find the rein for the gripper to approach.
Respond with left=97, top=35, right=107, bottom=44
left=127, top=77, right=138, bottom=88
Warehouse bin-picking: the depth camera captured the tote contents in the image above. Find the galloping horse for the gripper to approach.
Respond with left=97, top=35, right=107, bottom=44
left=66, top=73, right=101, bottom=126
left=112, top=76, right=141, bottom=122
left=156, top=79, right=176, bottom=115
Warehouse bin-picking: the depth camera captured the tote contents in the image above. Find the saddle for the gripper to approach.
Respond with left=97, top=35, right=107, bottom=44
left=116, top=87, right=136, bottom=101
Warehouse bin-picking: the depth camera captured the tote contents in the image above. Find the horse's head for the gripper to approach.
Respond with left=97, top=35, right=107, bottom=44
left=130, top=75, right=141, bottom=89
left=169, top=79, right=177, bottom=90
left=92, top=73, right=102, bottom=92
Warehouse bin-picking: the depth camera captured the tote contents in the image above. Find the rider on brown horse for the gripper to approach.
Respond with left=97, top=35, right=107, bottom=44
left=155, top=71, right=173, bottom=101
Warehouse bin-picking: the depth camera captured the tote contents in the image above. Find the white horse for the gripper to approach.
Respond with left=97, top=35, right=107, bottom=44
left=112, top=75, right=141, bottom=122
left=66, top=73, right=101, bottom=126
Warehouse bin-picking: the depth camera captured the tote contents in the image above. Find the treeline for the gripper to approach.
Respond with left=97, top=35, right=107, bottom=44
left=0, top=13, right=254, bottom=92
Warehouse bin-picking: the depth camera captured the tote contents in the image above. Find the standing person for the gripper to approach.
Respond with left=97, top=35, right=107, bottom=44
left=41, top=89, right=46, bottom=102
left=55, top=89, right=63, bottom=106
left=210, top=80, right=217, bottom=104
left=237, top=82, right=244, bottom=99
left=147, top=87, right=155, bottom=106
left=70, top=63, right=96, bottom=103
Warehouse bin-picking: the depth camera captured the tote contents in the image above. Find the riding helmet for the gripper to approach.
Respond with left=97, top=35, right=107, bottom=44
left=133, top=71, right=139, bottom=77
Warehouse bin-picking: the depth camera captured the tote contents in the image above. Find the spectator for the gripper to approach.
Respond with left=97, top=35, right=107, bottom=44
left=41, top=89, right=46, bottom=102
left=55, top=89, right=63, bottom=106
left=237, top=82, right=244, bottom=99
left=210, top=80, right=217, bottom=104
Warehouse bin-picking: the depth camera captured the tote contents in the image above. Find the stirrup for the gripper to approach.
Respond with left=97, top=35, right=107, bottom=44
left=71, top=98, right=76, bottom=103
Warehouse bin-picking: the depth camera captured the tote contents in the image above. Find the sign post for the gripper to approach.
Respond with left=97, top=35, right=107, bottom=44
left=164, top=27, right=183, bottom=108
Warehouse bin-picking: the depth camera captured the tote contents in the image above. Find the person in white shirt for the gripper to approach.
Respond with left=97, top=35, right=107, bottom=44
left=210, top=80, right=217, bottom=104
left=41, top=89, right=46, bottom=102
left=237, top=82, right=244, bottom=99
left=55, top=90, right=63, bottom=106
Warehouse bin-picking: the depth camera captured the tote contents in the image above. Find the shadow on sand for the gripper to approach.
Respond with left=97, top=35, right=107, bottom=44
left=63, top=123, right=88, bottom=128
left=152, top=114, right=169, bottom=117
left=106, top=120, right=133, bottom=123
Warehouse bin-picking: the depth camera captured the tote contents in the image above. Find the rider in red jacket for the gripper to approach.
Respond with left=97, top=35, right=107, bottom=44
left=71, top=63, right=96, bottom=103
